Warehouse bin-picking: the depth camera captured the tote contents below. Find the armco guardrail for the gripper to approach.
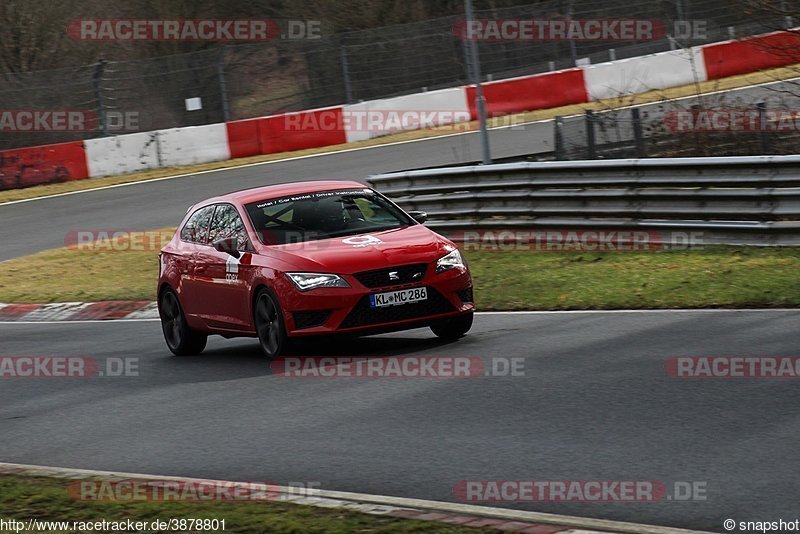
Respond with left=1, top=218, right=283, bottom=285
left=367, top=156, right=800, bottom=246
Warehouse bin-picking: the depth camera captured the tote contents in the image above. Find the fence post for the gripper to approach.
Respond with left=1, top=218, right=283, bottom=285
left=464, top=0, right=492, bottom=165
left=675, top=0, right=686, bottom=47
left=566, top=0, right=578, bottom=66
left=586, top=110, right=596, bottom=159
left=340, top=40, right=354, bottom=104
left=554, top=116, right=564, bottom=160
left=216, top=45, right=231, bottom=123
left=781, top=0, right=794, bottom=28
left=92, top=59, right=108, bottom=137
left=757, top=102, right=770, bottom=154
left=632, top=107, right=644, bottom=157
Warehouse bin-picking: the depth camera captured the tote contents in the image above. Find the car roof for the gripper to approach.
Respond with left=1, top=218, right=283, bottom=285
left=207, top=180, right=370, bottom=206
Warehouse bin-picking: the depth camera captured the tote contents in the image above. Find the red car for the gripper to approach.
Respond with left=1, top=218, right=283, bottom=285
left=157, top=181, right=474, bottom=358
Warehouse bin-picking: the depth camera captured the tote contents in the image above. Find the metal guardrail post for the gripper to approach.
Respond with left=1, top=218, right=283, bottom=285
left=554, top=116, right=565, bottom=160
left=586, top=110, right=596, bottom=159
left=632, top=108, right=644, bottom=158
left=757, top=102, right=770, bottom=154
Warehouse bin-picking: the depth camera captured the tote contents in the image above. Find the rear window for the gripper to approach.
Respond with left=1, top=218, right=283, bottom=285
left=245, top=188, right=413, bottom=245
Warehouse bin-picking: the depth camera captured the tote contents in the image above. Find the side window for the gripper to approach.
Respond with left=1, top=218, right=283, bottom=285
left=209, top=204, right=251, bottom=251
left=180, top=206, right=214, bottom=244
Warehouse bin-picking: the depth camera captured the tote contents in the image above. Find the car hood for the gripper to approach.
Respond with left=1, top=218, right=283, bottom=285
left=259, top=225, right=453, bottom=274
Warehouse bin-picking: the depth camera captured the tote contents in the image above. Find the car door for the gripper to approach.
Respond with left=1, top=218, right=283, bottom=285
left=177, top=205, right=215, bottom=320
left=193, top=204, right=253, bottom=329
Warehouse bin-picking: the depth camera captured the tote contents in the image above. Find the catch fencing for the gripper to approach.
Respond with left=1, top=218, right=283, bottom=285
left=0, top=0, right=791, bottom=148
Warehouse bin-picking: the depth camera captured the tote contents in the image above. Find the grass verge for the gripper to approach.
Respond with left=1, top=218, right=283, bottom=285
left=0, top=475, right=486, bottom=533
left=1, top=63, right=799, bottom=205
left=468, top=246, right=800, bottom=310
left=1, top=233, right=799, bottom=309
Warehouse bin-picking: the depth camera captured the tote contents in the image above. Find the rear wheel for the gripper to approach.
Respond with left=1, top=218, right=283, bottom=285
left=254, top=289, right=287, bottom=359
left=431, top=312, right=473, bottom=340
left=159, top=289, right=207, bottom=355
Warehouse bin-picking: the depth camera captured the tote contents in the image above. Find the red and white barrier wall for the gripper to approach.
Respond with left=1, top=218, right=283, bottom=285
left=702, top=30, right=800, bottom=79
left=85, top=124, right=231, bottom=177
left=2, top=30, right=800, bottom=190
left=0, top=141, right=87, bottom=190
left=582, top=48, right=707, bottom=101
left=343, top=87, right=471, bottom=143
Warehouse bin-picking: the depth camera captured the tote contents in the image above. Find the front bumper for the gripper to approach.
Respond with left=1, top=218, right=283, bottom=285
left=278, top=266, right=474, bottom=337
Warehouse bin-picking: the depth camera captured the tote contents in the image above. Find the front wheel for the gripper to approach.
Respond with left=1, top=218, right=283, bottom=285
left=254, top=289, right=288, bottom=359
left=159, top=288, right=207, bottom=356
left=431, top=312, right=473, bottom=340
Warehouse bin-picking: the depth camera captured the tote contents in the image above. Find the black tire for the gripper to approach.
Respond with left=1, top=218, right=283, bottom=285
left=254, top=288, right=288, bottom=359
left=430, top=312, right=474, bottom=340
left=159, top=288, right=207, bottom=356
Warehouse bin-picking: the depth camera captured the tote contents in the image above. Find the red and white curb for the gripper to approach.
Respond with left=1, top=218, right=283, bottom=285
left=0, top=463, right=708, bottom=534
left=0, top=301, right=157, bottom=322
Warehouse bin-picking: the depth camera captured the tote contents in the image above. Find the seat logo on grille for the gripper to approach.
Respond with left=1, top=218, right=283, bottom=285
left=389, top=271, right=400, bottom=281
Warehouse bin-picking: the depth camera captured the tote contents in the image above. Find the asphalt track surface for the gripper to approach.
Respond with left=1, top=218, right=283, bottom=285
left=1, top=310, right=799, bottom=532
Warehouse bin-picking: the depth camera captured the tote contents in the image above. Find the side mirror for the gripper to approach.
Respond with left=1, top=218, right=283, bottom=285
left=408, top=210, right=427, bottom=224
left=213, top=237, right=240, bottom=258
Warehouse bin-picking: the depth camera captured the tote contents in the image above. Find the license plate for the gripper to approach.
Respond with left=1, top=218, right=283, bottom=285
left=369, top=287, right=428, bottom=308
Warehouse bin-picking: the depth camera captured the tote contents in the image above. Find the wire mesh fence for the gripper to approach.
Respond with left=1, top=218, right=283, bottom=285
left=555, top=102, right=800, bottom=160
left=0, top=0, right=794, bottom=149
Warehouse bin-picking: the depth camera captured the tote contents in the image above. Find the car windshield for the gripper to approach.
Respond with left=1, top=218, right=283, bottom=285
left=244, top=188, right=414, bottom=245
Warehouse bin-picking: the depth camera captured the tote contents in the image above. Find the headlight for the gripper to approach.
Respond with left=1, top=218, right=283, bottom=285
left=436, top=248, right=465, bottom=273
left=286, top=272, right=350, bottom=291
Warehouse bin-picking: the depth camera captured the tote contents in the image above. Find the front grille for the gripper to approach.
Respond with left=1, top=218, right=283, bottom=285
left=340, top=287, right=455, bottom=329
left=293, top=310, right=332, bottom=329
left=456, top=287, right=474, bottom=304
left=353, top=263, right=428, bottom=289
